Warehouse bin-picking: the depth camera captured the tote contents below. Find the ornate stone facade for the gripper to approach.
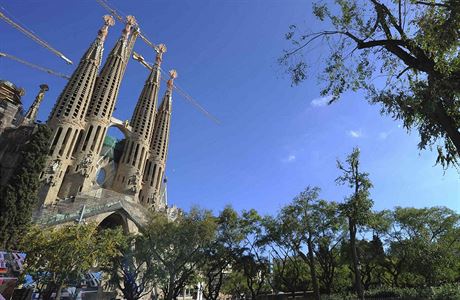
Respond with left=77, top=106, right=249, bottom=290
left=0, top=14, right=177, bottom=233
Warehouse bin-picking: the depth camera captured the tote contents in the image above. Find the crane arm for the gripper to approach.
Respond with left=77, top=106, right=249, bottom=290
left=0, top=52, right=70, bottom=80
left=95, top=0, right=160, bottom=53
left=0, top=11, right=73, bottom=65
left=132, top=52, right=221, bottom=125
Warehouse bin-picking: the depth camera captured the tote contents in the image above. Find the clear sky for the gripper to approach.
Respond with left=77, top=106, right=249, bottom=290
left=1, top=0, right=458, bottom=215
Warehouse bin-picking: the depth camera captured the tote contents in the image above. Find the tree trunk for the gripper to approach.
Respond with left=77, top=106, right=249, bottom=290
left=433, top=102, right=460, bottom=157
left=42, top=284, right=55, bottom=300
left=306, top=234, right=321, bottom=300
left=349, top=220, right=364, bottom=300
left=55, top=284, right=63, bottom=300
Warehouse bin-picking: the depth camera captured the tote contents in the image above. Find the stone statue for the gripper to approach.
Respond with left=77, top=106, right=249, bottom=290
left=127, top=171, right=140, bottom=193
left=78, top=154, right=93, bottom=177
left=48, top=159, right=61, bottom=174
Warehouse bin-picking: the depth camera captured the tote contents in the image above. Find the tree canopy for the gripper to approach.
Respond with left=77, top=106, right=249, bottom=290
left=280, top=0, right=460, bottom=168
left=0, top=124, right=51, bottom=249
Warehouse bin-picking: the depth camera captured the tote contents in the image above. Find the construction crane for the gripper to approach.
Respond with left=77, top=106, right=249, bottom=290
left=95, top=0, right=220, bottom=124
left=95, top=0, right=158, bottom=53
left=0, top=9, right=73, bottom=64
left=132, top=52, right=221, bottom=124
left=0, top=52, right=70, bottom=80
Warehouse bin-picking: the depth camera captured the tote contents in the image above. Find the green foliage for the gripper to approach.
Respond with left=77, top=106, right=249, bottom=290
left=336, top=147, right=373, bottom=300
left=271, top=256, right=311, bottom=293
left=3, top=146, right=456, bottom=300
left=362, top=284, right=460, bottom=300
left=336, top=148, right=374, bottom=227
left=0, top=124, right=52, bottom=249
left=20, top=223, right=126, bottom=300
left=280, top=0, right=460, bottom=167
left=384, top=206, right=460, bottom=287
left=232, top=209, right=272, bottom=299
left=104, top=234, right=152, bottom=300
left=201, top=206, right=245, bottom=300
left=139, top=208, right=217, bottom=300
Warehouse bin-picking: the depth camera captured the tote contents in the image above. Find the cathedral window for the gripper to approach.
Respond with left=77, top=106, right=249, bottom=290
left=82, top=125, right=94, bottom=151
left=58, top=128, right=72, bottom=156
left=49, top=127, right=63, bottom=155
left=90, top=126, right=101, bottom=152
left=72, top=130, right=84, bottom=157
left=67, top=130, right=79, bottom=159
left=132, top=144, right=139, bottom=166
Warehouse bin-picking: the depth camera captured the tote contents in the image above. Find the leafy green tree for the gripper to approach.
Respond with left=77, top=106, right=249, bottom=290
left=280, top=0, right=460, bottom=167
left=270, top=254, right=311, bottom=294
left=235, top=209, right=272, bottom=300
left=221, top=269, right=251, bottom=299
left=265, top=189, right=346, bottom=296
left=385, top=206, right=460, bottom=287
left=139, top=208, right=216, bottom=300
left=20, top=223, right=125, bottom=300
left=336, top=148, right=374, bottom=300
left=104, top=234, right=153, bottom=300
left=341, top=236, right=386, bottom=290
left=201, top=206, right=244, bottom=300
left=312, top=200, right=345, bottom=294
left=0, top=124, right=51, bottom=248
left=271, top=187, right=323, bottom=299
left=262, top=215, right=311, bottom=294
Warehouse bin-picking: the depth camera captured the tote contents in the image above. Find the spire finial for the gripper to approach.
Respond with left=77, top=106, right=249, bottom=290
left=98, top=15, right=115, bottom=42
left=24, top=84, right=49, bottom=124
left=122, top=15, right=137, bottom=40
left=167, top=70, right=177, bottom=91
left=155, top=44, right=167, bottom=66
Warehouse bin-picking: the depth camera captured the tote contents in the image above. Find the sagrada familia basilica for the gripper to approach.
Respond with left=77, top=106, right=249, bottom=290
left=0, top=15, right=178, bottom=232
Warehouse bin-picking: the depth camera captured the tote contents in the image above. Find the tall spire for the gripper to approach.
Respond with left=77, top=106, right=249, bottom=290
left=59, top=16, right=139, bottom=197
left=23, top=84, right=48, bottom=125
left=48, top=15, right=114, bottom=122
left=86, top=15, right=137, bottom=120
left=38, top=16, right=114, bottom=206
left=112, top=45, right=166, bottom=196
left=139, top=70, right=176, bottom=209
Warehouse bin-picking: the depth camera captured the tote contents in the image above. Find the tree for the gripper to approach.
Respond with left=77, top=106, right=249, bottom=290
left=221, top=269, right=251, bottom=300
left=384, top=206, right=460, bottom=287
left=263, top=216, right=311, bottom=295
left=104, top=235, right=153, bottom=300
left=312, top=200, right=346, bottom=294
left=265, top=189, right=346, bottom=296
left=20, top=223, right=126, bottom=300
left=0, top=124, right=52, bottom=248
left=336, top=148, right=374, bottom=300
left=234, top=209, right=271, bottom=300
left=280, top=0, right=460, bottom=167
left=201, top=206, right=244, bottom=300
left=272, top=187, right=323, bottom=299
left=139, top=208, right=216, bottom=300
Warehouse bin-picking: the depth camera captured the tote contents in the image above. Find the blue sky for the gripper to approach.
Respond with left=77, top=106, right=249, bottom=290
left=1, top=0, right=458, bottom=215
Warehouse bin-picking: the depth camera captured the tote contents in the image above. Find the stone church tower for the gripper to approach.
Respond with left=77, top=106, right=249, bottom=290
left=139, top=70, right=176, bottom=208
left=38, top=16, right=115, bottom=205
left=20, top=13, right=178, bottom=219
left=58, top=16, right=138, bottom=198
left=112, top=44, right=166, bottom=197
left=0, top=13, right=181, bottom=237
